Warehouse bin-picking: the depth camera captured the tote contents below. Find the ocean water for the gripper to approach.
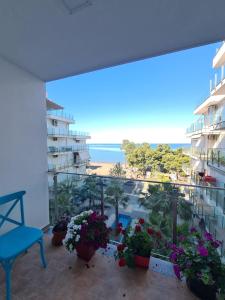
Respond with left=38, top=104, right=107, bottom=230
left=88, top=143, right=190, bottom=163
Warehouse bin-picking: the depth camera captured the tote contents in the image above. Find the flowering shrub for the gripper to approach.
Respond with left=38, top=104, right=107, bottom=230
left=169, top=227, right=225, bottom=294
left=115, top=218, right=163, bottom=268
left=64, top=210, right=110, bottom=253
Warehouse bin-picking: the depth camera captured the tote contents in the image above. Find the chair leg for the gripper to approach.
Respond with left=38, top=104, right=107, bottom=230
left=38, top=238, right=47, bottom=268
left=1, top=260, right=13, bottom=300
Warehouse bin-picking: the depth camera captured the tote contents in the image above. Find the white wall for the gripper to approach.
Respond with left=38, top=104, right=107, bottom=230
left=0, top=56, right=49, bottom=230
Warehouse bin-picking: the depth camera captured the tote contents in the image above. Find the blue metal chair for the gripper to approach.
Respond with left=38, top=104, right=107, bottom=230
left=0, top=191, right=47, bottom=300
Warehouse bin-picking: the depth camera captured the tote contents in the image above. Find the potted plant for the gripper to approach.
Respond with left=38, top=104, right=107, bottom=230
left=169, top=227, right=225, bottom=300
left=115, top=218, right=163, bottom=269
left=52, top=216, right=69, bottom=246
left=63, top=210, right=110, bottom=261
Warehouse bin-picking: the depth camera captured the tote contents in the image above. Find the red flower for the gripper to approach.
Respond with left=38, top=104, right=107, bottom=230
left=139, top=218, right=145, bottom=225
left=117, top=227, right=122, bottom=234
left=117, top=244, right=125, bottom=252
left=122, top=229, right=126, bottom=235
left=156, top=231, right=162, bottom=239
left=118, top=223, right=123, bottom=228
left=118, top=257, right=126, bottom=267
left=135, top=225, right=141, bottom=232
left=147, top=228, right=154, bottom=235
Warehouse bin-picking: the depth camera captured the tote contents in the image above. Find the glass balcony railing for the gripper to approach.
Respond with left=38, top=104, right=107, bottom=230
left=48, top=144, right=89, bottom=153
left=210, top=65, right=225, bottom=93
left=207, top=148, right=225, bottom=170
left=183, top=147, right=207, bottom=160
left=49, top=173, right=225, bottom=258
left=186, top=117, right=204, bottom=134
left=47, top=127, right=90, bottom=138
left=48, top=159, right=89, bottom=172
left=47, top=110, right=75, bottom=121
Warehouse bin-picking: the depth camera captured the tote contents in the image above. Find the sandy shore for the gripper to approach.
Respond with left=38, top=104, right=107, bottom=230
left=87, top=162, right=125, bottom=176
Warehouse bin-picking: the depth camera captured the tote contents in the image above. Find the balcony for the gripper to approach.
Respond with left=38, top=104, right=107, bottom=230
left=207, top=148, right=225, bottom=172
left=48, top=159, right=89, bottom=172
left=210, top=64, right=225, bottom=95
left=49, top=173, right=225, bottom=259
left=0, top=235, right=196, bottom=300
left=183, top=147, right=207, bottom=161
left=47, top=127, right=90, bottom=139
left=47, top=110, right=75, bottom=123
left=48, top=145, right=89, bottom=154
left=186, top=117, right=204, bottom=136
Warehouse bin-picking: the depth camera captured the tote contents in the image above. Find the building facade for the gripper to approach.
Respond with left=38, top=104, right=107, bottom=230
left=47, top=99, right=90, bottom=185
left=186, top=42, right=225, bottom=222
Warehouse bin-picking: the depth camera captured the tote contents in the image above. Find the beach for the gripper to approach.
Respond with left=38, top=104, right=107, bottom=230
left=87, top=162, right=120, bottom=176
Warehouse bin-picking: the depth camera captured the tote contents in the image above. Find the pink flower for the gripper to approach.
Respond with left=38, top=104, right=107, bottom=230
left=169, top=252, right=177, bottom=263
left=190, top=227, right=197, bottom=233
left=197, top=245, right=208, bottom=257
left=204, top=232, right=213, bottom=241
left=173, top=265, right=181, bottom=280
left=211, top=240, right=221, bottom=249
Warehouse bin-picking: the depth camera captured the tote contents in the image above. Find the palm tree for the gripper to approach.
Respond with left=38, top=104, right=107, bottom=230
left=139, top=183, right=192, bottom=221
left=105, top=179, right=129, bottom=229
left=78, top=175, right=101, bottom=209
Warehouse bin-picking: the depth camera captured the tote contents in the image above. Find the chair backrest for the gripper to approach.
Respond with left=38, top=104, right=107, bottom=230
left=0, top=191, right=26, bottom=230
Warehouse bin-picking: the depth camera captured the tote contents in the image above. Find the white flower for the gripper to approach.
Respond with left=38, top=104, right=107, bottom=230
left=75, top=235, right=80, bottom=242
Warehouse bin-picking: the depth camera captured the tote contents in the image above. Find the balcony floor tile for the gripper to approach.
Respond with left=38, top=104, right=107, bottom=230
left=0, top=236, right=197, bottom=300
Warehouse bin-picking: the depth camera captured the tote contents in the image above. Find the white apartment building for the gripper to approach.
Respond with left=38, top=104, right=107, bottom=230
left=47, top=99, right=90, bottom=185
left=186, top=42, right=225, bottom=216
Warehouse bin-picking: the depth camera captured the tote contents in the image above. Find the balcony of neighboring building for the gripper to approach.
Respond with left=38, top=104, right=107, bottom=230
left=183, top=147, right=207, bottom=161
left=47, top=127, right=91, bottom=139
left=207, top=148, right=225, bottom=173
left=47, top=110, right=75, bottom=124
left=48, top=151, right=90, bottom=172
left=209, top=65, right=225, bottom=96
left=213, top=41, right=225, bottom=68
left=186, top=111, right=225, bottom=137
left=48, top=144, right=89, bottom=154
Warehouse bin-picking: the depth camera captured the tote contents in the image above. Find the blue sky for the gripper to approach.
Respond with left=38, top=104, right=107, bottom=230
left=47, top=42, right=220, bottom=143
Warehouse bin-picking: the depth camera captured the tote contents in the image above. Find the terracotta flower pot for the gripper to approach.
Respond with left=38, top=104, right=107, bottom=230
left=52, top=230, right=66, bottom=246
left=134, top=255, right=150, bottom=269
left=76, top=243, right=96, bottom=262
left=186, top=277, right=217, bottom=300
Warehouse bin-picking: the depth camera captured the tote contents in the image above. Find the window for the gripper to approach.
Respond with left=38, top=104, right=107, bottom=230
left=52, top=119, right=58, bottom=126
left=53, top=137, right=58, bottom=141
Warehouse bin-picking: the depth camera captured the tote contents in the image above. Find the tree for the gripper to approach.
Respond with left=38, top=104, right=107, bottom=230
left=122, top=141, right=190, bottom=179
left=109, top=162, right=126, bottom=177
left=105, top=179, right=129, bottom=229
left=78, top=175, right=101, bottom=209
left=139, top=183, right=193, bottom=222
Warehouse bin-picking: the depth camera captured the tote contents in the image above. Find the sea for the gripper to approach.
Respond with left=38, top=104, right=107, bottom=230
left=88, top=143, right=190, bottom=163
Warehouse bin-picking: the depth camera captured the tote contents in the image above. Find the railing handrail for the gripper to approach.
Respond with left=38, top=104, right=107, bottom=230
left=53, top=171, right=225, bottom=191
left=48, top=145, right=89, bottom=153
left=47, top=127, right=90, bottom=137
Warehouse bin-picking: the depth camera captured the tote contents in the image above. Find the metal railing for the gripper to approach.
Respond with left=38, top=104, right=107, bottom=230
left=47, top=110, right=74, bottom=121
left=49, top=172, right=225, bottom=257
left=48, top=145, right=89, bottom=153
left=47, top=127, right=90, bottom=138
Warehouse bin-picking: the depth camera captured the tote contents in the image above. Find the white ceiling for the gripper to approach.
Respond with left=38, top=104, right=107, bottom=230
left=1, top=0, right=225, bottom=82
